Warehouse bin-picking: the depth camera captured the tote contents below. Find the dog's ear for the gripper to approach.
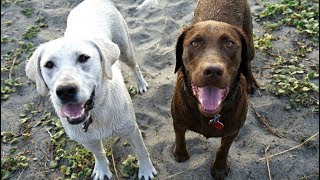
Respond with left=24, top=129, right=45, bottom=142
left=90, top=39, right=120, bottom=80
left=175, top=26, right=192, bottom=74
left=233, top=27, right=251, bottom=78
left=25, top=44, right=49, bottom=96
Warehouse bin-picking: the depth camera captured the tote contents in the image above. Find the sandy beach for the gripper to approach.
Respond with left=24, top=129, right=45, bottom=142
left=1, top=0, right=319, bottom=179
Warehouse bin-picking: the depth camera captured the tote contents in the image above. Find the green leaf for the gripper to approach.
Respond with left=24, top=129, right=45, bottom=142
left=9, top=138, right=18, bottom=145
left=277, top=89, right=286, bottom=94
left=307, top=72, right=319, bottom=79
left=20, top=117, right=31, bottom=124
left=301, top=87, right=310, bottom=92
left=1, top=169, right=10, bottom=179
left=19, top=113, right=27, bottom=117
left=49, top=161, right=59, bottom=169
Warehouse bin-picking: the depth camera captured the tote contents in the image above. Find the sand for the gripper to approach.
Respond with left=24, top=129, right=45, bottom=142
left=1, top=0, right=319, bottom=179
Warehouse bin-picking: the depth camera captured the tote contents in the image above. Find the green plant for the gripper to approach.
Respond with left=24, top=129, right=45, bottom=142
left=1, top=131, right=15, bottom=143
left=22, top=26, right=40, bottom=40
left=21, top=9, right=33, bottom=17
left=1, top=152, right=30, bottom=179
left=254, top=33, right=274, bottom=52
left=267, top=55, right=319, bottom=110
left=1, top=0, right=21, bottom=5
left=257, top=0, right=319, bottom=41
left=1, top=86, right=16, bottom=100
left=1, top=77, right=23, bottom=100
left=128, top=86, right=138, bottom=97
left=5, top=20, right=12, bottom=26
left=121, top=155, right=139, bottom=179
left=1, top=36, right=9, bottom=43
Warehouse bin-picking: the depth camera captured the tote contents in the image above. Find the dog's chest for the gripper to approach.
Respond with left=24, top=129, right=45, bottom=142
left=61, top=119, right=114, bottom=143
left=190, top=119, right=227, bottom=138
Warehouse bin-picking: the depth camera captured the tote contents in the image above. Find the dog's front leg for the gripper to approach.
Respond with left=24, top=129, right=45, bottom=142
left=173, top=124, right=190, bottom=162
left=123, top=124, right=157, bottom=179
left=211, top=132, right=239, bottom=180
left=82, top=140, right=112, bottom=180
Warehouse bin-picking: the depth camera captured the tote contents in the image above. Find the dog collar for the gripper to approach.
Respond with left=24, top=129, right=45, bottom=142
left=82, top=89, right=95, bottom=132
left=208, top=114, right=224, bottom=130
left=82, top=117, right=93, bottom=132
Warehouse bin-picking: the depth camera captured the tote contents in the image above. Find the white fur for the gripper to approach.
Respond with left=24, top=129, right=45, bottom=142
left=25, top=0, right=156, bottom=179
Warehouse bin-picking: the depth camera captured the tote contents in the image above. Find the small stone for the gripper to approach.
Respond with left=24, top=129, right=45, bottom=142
left=284, top=104, right=291, bottom=110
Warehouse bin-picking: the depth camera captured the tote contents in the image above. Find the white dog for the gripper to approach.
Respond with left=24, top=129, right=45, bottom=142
left=25, top=0, right=157, bottom=179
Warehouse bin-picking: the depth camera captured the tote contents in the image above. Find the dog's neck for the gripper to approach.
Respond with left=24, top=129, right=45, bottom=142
left=225, top=73, right=241, bottom=102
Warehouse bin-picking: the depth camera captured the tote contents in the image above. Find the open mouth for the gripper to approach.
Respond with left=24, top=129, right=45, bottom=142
left=192, top=82, right=229, bottom=117
left=60, top=90, right=95, bottom=125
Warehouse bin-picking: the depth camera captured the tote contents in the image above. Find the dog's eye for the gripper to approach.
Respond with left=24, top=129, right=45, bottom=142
left=226, top=40, right=235, bottom=48
left=78, top=54, right=90, bottom=63
left=44, top=61, right=54, bottom=69
left=190, top=40, right=198, bottom=47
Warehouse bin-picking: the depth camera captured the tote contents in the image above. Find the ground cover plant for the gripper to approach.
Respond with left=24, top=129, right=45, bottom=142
left=1, top=0, right=319, bottom=179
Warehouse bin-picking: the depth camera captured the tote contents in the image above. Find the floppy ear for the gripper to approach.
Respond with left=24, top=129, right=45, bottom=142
left=175, top=26, right=192, bottom=74
left=89, top=39, right=120, bottom=80
left=25, top=44, right=49, bottom=96
left=233, top=27, right=251, bottom=78
left=175, top=31, right=185, bottom=73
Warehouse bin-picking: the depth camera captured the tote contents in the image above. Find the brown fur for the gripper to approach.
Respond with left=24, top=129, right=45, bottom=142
left=171, top=0, right=256, bottom=179
left=193, top=0, right=258, bottom=93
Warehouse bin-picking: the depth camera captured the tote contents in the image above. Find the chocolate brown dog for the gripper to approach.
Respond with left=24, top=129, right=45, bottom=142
left=171, top=0, right=258, bottom=179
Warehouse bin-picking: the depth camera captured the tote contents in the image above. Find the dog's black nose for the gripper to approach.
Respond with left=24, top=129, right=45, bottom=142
left=56, top=84, right=78, bottom=102
left=203, top=64, right=224, bottom=79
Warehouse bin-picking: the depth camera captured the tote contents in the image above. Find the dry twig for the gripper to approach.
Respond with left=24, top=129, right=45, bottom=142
left=110, top=137, right=120, bottom=180
left=8, top=49, right=25, bottom=79
left=162, top=18, right=168, bottom=30
left=111, top=147, right=120, bottom=180
left=44, top=126, right=53, bottom=138
left=163, top=158, right=206, bottom=179
left=8, top=55, right=18, bottom=79
left=17, top=167, right=26, bottom=180
left=259, top=132, right=319, bottom=161
left=264, top=145, right=272, bottom=180
left=250, top=102, right=283, bottom=138
left=157, top=48, right=174, bottom=56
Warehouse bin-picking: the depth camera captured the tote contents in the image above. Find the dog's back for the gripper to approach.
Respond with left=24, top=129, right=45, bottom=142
left=65, top=0, right=121, bottom=40
left=193, top=0, right=252, bottom=29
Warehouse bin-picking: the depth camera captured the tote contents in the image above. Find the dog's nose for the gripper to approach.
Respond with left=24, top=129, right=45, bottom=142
left=56, top=84, right=78, bottom=102
left=203, top=64, right=224, bottom=79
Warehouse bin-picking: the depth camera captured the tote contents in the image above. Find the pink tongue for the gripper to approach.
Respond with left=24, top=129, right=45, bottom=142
left=61, top=103, right=84, bottom=118
left=198, top=87, right=222, bottom=111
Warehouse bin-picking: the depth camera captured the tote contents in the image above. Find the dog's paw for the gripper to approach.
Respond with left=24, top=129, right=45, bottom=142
left=91, top=163, right=112, bottom=180
left=246, top=78, right=259, bottom=94
left=133, top=65, right=148, bottom=94
left=138, top=160, right=157, bottom=180
left=173, top=146, right=190, bottom=162
left=137, top=78, right=148, bottom=94
left=211, top=163, right=230, bottom=180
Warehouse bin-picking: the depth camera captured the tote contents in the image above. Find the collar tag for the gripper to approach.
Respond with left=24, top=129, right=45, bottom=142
left=208, top=114, right=224, bottom=130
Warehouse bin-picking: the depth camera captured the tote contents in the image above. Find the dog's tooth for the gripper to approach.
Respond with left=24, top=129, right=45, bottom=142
left=65, top=112, right=71, bottom=117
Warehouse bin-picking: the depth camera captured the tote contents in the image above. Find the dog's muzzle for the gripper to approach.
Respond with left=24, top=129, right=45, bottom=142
left=60, top=90, right=95, bottom=125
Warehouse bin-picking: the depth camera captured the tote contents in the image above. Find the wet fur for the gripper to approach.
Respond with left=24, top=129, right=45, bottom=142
left=193, top=0, right=258, bottom=92
left=25, top=0, right=156, bottom=179
left=171, top=0, right=255, bottom=179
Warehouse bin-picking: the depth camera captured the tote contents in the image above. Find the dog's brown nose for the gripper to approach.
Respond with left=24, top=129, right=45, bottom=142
left=203, top=64, right=224, bottom=79
left=56, top=84, right=78, bottom=103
